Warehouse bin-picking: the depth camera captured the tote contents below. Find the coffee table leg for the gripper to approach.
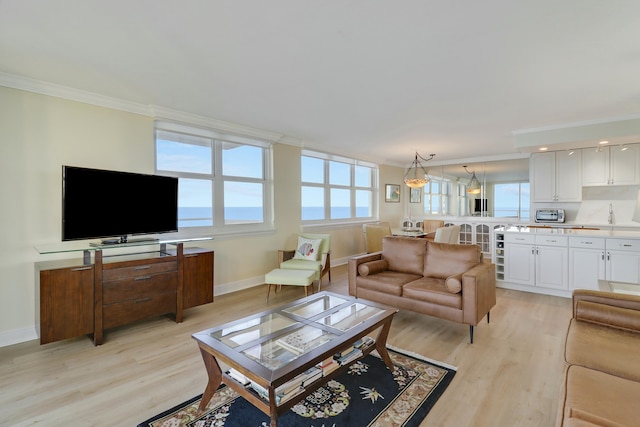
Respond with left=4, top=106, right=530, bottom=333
left=198, top=346, right=223, bottom=412
left=374, top=319, right=395, bottom=371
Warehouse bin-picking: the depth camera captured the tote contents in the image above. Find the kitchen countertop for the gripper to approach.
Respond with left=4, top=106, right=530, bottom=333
left=500, top=225, right=640, bottom=238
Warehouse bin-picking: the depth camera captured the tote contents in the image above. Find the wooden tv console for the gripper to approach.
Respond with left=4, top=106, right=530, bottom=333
left=36, top=242, right=214, bottom=345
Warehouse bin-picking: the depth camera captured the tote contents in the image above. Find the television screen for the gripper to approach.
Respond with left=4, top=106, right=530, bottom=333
left=62, top=166, right=178, bottom=241
left=474, top=198, right=488, bottom=213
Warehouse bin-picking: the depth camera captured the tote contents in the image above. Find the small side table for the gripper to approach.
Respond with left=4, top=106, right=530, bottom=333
left=265, top=269, right=316, bottom=301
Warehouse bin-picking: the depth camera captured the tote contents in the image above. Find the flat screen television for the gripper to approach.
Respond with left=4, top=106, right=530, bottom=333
left=474, top=198, right=488, bottom=213
left=62, top=166, right=179, bottom=243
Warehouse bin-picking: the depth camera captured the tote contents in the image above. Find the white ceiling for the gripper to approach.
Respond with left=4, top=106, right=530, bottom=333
left=1, top=0, right=639, bottom=167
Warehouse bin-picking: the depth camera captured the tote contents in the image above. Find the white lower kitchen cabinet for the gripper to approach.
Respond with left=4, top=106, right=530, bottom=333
left=569, top=237, right=606, bottom=291
left=504, top=233, right=568, bottom=290
left=606, top=239, right=640, bottom=283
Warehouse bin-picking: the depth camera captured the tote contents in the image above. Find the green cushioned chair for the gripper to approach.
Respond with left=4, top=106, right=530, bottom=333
left=278, top=233, right=331, bottom=291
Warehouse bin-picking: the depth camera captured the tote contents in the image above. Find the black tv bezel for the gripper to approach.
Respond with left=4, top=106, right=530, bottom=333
left=62, top=165, right=179, bottom=243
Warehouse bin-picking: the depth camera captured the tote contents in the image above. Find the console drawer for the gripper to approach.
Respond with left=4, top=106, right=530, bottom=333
left=102, top=291, right=176, bottom=330
left=103, top=272, right=177, bottom=305
left=102, top=261, right=177, bottom=282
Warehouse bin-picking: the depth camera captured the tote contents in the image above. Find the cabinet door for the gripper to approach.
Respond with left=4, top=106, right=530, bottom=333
left=606, top=250, right=640, bottom=283
left=581, top=147, right=609, bottom=186
left=39, top=265, right=94, bottom=344
left=183, top=250, right=214, bottom=309
left=536, top=246, right=568, bottom=289
left=569, top=248, right=605, bottom=291
left=610, top=144, right=639, bottom=185
left=505, top=243, right=535, bottom=286
left=530, top=152, right=556, bottom=202
left=555, top=150, right=582, bottom=201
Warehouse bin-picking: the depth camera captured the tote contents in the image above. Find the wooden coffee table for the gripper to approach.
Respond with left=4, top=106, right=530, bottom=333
left=192, top=291, right=398, bottom=427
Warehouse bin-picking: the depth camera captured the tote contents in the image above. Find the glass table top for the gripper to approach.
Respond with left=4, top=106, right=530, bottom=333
left=201, top=292, right=388, bottom=371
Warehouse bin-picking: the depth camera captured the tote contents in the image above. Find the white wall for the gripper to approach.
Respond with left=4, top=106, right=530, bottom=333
left=0, top=86, right=401, bottom=347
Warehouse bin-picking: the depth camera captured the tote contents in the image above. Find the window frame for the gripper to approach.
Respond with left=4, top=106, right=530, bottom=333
left=301, top=149, right=378, bottom=225
left=154, top=122, right=274, bottom=238
left=493, top=181, right=530, bottom=220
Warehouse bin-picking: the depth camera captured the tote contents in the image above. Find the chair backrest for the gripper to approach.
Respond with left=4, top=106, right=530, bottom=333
left=447, top=225, right=461, bottom=244
left=434, top=226, right=452, bottom=243
left=363, top=223, right=391, bottom=253
left=423, top=219, right=445, bottom=233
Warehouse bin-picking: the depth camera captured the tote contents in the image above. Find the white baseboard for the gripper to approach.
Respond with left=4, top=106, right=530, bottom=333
left=0, top=326, right=38, bottom=348
left=497, top=281, right=572, bottom=298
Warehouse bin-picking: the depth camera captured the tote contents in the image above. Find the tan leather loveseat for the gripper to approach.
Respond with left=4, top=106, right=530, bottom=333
left=557, top=290, right=640, bottom=426
left=348, top=236, right=496, bottom=343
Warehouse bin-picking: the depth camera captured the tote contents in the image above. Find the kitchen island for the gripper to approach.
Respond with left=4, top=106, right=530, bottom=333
left=495, top=226, right=640, bottom=298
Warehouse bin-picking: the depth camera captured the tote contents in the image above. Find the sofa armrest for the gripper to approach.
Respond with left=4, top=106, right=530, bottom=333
left=348, top=252, right=383, bottom=297
left=572, top=289, right=640, bottom=333
left=461, top=262, right=497, bottom=326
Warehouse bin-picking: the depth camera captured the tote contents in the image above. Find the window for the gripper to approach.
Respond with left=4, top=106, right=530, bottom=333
left=493, top=182, right=530, bottom=220
left=301, top=150, right=377, bottom=223
left=423, top=177, right=450, bottom=215
left=155, top=123, right=273, bottom=235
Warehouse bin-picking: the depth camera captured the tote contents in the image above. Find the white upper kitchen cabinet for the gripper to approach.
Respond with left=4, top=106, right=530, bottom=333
left=530, top=151, right=582, bottom=202
left=582, top=144, right=640, bottom=186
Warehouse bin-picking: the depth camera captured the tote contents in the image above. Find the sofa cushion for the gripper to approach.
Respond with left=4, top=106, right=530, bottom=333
left=424, top=242, right=481, bottom=279
left=356, top=271, right=422, bottom=296
left=381, top=236, right=427, bottom=275
left=402, top=278, right=462, bottom=309
left=560, top=365, right=640, bottom=427
left=565, top=318, right=640, bottom=382
left=357, top=259, right=389, bottom=276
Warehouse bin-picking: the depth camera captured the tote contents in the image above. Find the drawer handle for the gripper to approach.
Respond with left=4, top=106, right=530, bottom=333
left=134, top=276, right=151, bottom=281
left=546, top=240, right=557, bottom=243
left=515, top=238, right=525, bottom=241
left=134, top=297, right=152, bottom=304
left=623, top=244, right=633, bottom=247
left=134, top=266, right=151, bottom=270
left=581, top=241, right=592, bottom=244
left=71, top=266, right=92, bottom=271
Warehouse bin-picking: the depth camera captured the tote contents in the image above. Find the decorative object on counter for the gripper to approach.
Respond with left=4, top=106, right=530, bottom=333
left=463, top=165, right=481, bottom=194
left=403, top=152, right=435, bottom=188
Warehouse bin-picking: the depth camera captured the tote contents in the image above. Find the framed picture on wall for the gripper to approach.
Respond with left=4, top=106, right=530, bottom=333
left=410, top=187, right=421, bottom=203
left=385, top=184, right=400, bottom=202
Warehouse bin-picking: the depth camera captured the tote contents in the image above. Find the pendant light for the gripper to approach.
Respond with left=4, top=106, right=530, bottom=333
left=464, top=165, right=481, bottom=194
left=403, top=152, right=435, bottom=188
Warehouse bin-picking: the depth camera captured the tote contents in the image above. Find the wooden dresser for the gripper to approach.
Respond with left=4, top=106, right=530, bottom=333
left=36, top=242, right=214, bottom=345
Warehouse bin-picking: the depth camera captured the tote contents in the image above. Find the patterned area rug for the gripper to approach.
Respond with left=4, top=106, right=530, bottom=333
left=138, top=346, right=456, bottom=427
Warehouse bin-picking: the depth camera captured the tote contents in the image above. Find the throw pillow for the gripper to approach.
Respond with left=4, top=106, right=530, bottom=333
left=445, top=274, right=463, bottom=293
left=358, top=259, right=389, bottom=276
left=293, top=237, right=322, bottom=261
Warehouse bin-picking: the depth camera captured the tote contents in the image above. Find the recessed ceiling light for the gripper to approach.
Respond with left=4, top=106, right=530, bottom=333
left=539, top=147, right=548, bottom=151
left=599, top=140, right=609, bottom=145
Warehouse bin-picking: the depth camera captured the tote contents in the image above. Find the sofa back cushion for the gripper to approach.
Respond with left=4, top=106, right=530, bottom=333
left=381, top=236, right=427, bottom=275
left=424, top=242, right=481, bottom=279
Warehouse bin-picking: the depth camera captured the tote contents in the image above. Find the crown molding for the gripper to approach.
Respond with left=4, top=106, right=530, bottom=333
left=512, top=113, right=640, bottom=135
left=0, top=72, right=298, bottom=145
left=150, top=106, right=285, bottom=143
left=0, top=72, right=152, bottom=116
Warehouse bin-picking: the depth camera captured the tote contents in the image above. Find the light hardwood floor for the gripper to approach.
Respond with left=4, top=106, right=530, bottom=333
left=0, top=265, right=572, bottom=426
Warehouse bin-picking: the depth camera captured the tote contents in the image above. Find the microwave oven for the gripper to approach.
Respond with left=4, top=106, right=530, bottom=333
left=535, top=209, right=565, bottom=223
